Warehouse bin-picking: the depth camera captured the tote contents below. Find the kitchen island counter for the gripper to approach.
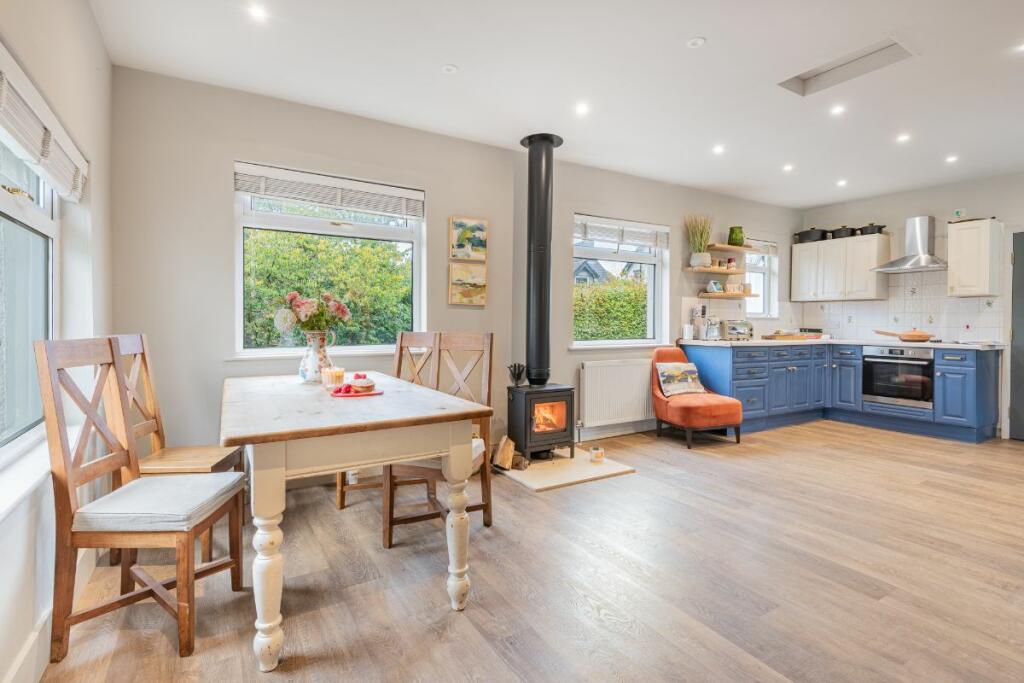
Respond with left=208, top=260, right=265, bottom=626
left=680, top=339, right=1005, bottom=351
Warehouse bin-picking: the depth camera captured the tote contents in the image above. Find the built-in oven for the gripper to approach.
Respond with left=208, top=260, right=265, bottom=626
left=862, top=346, right=934, bottom=409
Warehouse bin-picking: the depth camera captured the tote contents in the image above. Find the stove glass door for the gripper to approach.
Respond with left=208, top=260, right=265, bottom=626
left=862, top=357, right=934, bottom=408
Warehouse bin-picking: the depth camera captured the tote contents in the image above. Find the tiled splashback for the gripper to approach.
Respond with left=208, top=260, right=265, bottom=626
left=801, top=270, right=1005, bottom=342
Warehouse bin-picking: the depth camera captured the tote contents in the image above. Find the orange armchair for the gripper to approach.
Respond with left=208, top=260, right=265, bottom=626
left=651, top=347, right=742, bottom=448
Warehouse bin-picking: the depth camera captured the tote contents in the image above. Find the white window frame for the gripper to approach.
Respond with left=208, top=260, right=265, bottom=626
left=232, top=193, right=425, bottom=359
left=0, top=174, right=60, bottom=470
left=571, top=214, right=670, bottom=349
left=745, top=238, right=779, bottom=319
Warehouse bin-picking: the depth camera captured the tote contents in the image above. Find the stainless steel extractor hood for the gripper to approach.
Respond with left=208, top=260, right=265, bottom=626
left=872, top=216, right=947, bottom=273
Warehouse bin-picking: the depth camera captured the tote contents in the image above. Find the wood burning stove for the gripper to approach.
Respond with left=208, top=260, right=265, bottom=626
left=507, top=383, right=575, bottom=459
left=508, top=132, right=576, bottom=459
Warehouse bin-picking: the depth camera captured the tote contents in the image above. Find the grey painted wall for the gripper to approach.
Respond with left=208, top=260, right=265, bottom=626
left=112, top=67, right=802, bottom=445
left=112, top=67, right=514, bottom=443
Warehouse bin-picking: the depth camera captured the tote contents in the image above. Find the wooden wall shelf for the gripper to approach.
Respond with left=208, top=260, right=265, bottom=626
left=707, top=243, right=760, bottom=253
left=685, top=266, right=746, bottom=275
left=698, top=292, right=758, bottom=300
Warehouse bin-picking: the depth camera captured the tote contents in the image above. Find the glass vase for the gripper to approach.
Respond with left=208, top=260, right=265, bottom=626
left=298, top=330, right=335, bottom=383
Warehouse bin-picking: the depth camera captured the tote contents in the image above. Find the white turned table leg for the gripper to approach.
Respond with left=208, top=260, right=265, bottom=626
left=249, top=443, right=287, bottom=672
left=441, top=422, right=473, bottom=611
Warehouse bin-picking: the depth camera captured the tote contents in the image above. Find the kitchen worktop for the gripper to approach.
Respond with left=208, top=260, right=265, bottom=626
left=680, top=338, right=1006, bottom=351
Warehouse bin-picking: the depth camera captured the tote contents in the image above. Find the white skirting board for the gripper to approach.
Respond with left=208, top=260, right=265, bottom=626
left=578, top=418, right=656, bottom=442
left=5, top=547, right=97, bottom=683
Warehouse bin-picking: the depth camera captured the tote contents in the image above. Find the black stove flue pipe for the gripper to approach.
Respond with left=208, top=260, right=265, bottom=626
left=520, top=133, right=563, bottom=386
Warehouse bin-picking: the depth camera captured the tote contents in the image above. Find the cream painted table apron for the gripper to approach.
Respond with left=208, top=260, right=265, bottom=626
left=220, top=371, right=492, bottom=672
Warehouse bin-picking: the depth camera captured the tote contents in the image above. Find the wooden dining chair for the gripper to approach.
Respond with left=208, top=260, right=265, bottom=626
left=334, top=331, right=441, bottom=507
left=384, top=332, right=494, bottom=547
left=108, top=333, right=244, bottom=565
left=34, top=337, right=244, bottom=661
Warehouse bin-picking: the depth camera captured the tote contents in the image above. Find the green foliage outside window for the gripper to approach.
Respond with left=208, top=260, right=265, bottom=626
left=573, top=278, right=650, bottom=341
left=243, top=227, right=412, bottom=348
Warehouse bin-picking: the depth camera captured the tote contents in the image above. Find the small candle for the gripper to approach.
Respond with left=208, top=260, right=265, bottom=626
left=322, top=367, right=345, bottom=389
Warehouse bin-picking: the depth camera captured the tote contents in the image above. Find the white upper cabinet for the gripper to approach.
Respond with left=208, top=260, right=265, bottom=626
left=791, top=242, right=819, bottom=300
left=791, top=233, right=890, bottom=302
left=818, top=239, right=847, bottom=299
left=946, top=219, right=1003, bottom=297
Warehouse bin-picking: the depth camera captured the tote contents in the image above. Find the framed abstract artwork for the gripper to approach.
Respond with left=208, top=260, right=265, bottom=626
left=448, top=262, right=487, bottom=306
left=449, top=217, right=488, bottom=261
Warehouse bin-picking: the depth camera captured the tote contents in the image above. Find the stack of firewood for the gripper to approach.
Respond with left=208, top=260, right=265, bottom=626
left=491, top=436, right=528, bottom=470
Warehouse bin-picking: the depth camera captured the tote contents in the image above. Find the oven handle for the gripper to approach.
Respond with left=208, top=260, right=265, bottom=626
left=863, top=357, right=930, bottom=366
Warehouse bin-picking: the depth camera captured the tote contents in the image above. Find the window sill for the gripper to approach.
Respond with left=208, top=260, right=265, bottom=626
left=0, top=423, right=81, bottom=526
left=568, top=342, right=668, bottom=352
left=226, top=345, right=397, bottom=362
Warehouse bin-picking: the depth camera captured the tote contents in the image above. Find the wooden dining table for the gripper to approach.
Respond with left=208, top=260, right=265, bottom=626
left=219, top=371, right=493, bottom=672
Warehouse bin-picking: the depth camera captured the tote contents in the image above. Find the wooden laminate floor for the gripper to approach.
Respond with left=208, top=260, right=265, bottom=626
left=43, top=421, right=1024, bottom=682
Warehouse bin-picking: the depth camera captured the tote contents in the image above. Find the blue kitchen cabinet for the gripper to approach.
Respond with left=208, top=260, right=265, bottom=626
left=811, top=360, right=830, bottom=408
left=767, top=365, right=791, bottom=413
left=933, top=365, right=977, bottom=426
left=789, top=361, right=812, bottom=411
left=831, top=360, right=862, bottom=411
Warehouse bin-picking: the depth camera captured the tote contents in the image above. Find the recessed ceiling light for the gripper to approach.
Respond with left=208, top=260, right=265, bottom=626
left=441, top=64, right=459, bottom=75
left=945, top=154, right=959, bottom=164
left=1014, top=43, right=1024, bottom=53
left=896, top=133, right=911, bottom=143
left=686, top=36, right=707, bottom=49
left=782, top=163, right=794, bottom=172
left=574, top=101, right=590, bottom=117
left=711, top=144, right=725, bottom=155
left=836, top=179, right=847, bottom=187
left=247, top=4, right=268, bottom=22
left=830, top=104, right=846, bottom=116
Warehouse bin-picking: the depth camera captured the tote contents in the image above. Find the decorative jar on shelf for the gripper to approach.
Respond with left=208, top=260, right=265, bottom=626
left=689, top=252, right=712, bottom=268
left=728, top=225, right=745, bottom=246
left=299, top=330, right=336, bottom=383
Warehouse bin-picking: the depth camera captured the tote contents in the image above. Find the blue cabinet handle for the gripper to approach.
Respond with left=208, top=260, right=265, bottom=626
left=942, top=354, right=965, bottom=361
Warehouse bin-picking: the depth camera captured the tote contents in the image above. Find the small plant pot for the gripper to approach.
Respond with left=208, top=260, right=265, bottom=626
left=690, top=252, right=712, bottom=268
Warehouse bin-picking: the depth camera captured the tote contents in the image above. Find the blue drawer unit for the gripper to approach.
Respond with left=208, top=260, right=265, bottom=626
left=935, top=349, right=976, bottom=366
left=862, top=400, right=933, bottom=422
left=734, top=347, right=770, bottom=362
left=733, top=364, right=769, bottom=381
left=813, top=345, right=828, bottom=358
left=770, top=346, right=812, bottom=361
left=734, top=380, right=768, bottom=418
left=831, top=345, right=862, bottom=360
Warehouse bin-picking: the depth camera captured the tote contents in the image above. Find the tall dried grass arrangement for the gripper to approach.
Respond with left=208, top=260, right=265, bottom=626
left=685, top=214, right=712, bottom=253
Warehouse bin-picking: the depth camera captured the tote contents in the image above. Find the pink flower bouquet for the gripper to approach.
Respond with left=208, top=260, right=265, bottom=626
left=275, top=290, right=352, bottom=334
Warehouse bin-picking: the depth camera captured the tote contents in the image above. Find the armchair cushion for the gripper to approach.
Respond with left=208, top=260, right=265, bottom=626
left=655, top=362, right=705, bottom=396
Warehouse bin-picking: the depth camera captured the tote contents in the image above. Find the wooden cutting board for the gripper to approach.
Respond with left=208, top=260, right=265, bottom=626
left=761, top=333, right=822, bottom=340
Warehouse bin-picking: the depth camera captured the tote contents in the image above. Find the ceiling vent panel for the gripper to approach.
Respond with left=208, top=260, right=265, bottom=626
left=779, top=39, right=913, bottom=96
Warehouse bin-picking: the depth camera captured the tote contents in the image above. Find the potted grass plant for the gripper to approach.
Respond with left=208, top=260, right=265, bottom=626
left=685, top=214, right=713, bottom=268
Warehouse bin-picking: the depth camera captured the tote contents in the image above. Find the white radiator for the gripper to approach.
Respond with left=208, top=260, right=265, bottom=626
left=579, top=359, right=655, bottom=437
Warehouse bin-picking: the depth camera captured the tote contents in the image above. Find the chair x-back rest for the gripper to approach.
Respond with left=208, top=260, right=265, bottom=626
left=393, top=331, right=441, bottom=388
left=34, top=337, right=140, bottom=525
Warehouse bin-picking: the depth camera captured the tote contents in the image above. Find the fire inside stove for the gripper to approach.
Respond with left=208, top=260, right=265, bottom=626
left=533, top=400, right=567, bottom=433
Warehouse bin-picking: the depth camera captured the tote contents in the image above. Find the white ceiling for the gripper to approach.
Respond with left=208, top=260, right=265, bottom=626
left=90, top=0, right=1024, bottom=208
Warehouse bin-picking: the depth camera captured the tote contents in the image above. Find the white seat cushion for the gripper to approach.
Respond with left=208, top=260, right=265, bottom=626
left=73, top=471, right=245, bottom=533
left=403, top=438, right=487, bottom=473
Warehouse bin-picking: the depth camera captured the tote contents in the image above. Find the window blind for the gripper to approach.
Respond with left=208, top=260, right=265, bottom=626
left=0, top=43, right=89, bottom=202
left=235, top=161, right=425, bottom=219
left=573, top=214, right=669, bottom=249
